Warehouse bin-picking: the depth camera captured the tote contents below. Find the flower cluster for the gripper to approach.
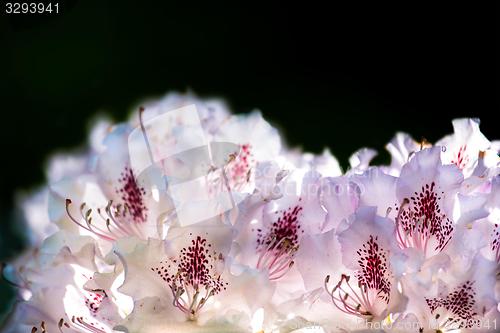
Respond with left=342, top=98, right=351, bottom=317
left=2, top=93, right=499, bottom=333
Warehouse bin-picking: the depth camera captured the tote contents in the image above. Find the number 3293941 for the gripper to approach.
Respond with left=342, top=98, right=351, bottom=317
left=5, top=3, right=59, bottom=14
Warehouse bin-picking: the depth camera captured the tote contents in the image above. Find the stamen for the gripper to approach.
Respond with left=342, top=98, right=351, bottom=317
left=71, top=316, right=107, bottom=333
left=255, top=203, right=304, bottom=280
left=65, top=199, right=115, bottom=242
left=66, top=198, right=149, bottom=242
left=139, top=106, right=155, bottom=165
left=151, top=235, right=227, bottom=320
left=395, top=182, right=453, bottom=256
left=325, top=236, right=391, bottom=319
left=58, top=318, right=71, bottom=332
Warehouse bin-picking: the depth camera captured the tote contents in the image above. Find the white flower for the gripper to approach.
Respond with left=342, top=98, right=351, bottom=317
left=401, top=253, right=497, bottom=333
left=436, top=118, right=496, bottom=177
left=2, top=232, right=123, bottom=333
left=232, top=170, right=327, bottom=305
left=113, top=218, right=277, bottom=332
left=395, top=147, right=463, bottom=258
left=383, top=132, right=421, bottom=177
left=129, top=92, right=231, bottom=136
left=3, top=91, right=500, bottom=333
left=212, top=111, right=282, bottom=196
left=325, top=207, right=405, bottom=322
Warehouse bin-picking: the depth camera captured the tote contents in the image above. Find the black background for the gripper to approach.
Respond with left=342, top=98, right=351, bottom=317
left=0, top=0, right=498, bottom=321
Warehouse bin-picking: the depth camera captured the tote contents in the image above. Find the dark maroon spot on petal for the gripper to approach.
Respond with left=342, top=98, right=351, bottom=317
left=426, top=280, right=480, bottom=329
left=151, top=235, right=227, bottom=319
left=491, top=224, right=500, bottom=263
left=452, top=145, right=470, bottom=170
left=396, top=182, right=454, bottom=255
left=84, top=289, right=107, bottom=315
left=356, top=235, right=391, bottom=304
left=255, top=203, right=303, bottom=280
left=117, top=166, right=147, bottom=223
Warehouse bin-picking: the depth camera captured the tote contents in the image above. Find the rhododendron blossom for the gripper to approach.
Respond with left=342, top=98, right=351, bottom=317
left=2, top=92, right=499, bottom=333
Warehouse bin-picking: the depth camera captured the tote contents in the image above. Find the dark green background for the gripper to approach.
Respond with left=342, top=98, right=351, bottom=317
left=0, top=0, right=497, bottom=324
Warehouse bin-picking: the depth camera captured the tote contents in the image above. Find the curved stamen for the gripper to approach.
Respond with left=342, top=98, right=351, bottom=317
left=58, top=318, right=71, bottom=332
left=139, top=106, right=155, bottom=165
left=66, top=198, right=150, bottom=242
left=325, top=274, right=373, bottom=318
left=65, top=200, right=115, bottom=241
left=255, top=203, right=303, bottom=280
left=104, top=202, right=135, bottom=237
left=79, top=204, right=117, bottom=239
left=71, top=316, right=107, bottom=333
left=151, top=235, right=227, bottom=320
left=325, top=235, right=392, bottom=319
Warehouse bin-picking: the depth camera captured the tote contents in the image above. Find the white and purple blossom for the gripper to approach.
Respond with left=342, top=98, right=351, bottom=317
left=2, top=93, right=499, bottom=333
